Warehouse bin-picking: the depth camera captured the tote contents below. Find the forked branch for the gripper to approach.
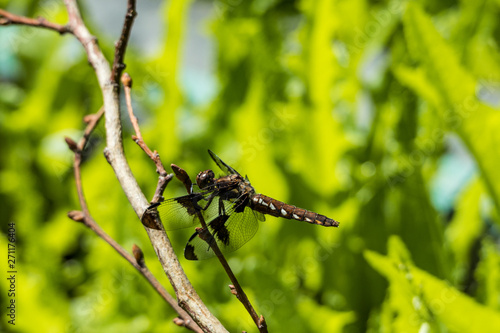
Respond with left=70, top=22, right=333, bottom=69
left=0, top=1, right=227, bottom=332
left=64, top=106, right=200, bottom=332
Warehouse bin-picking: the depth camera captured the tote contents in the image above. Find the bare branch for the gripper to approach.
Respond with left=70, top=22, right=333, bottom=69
left=63, top=2, right=226, bottom=329
left=0, top=9, right=70, bottom=34
left=2, top=2, right=229, bottom=331
left=79, top=108, right=105, bottom=151
left=121, top=72, right=173, bottom=205
left=111, top=0, right=137, bottom=83
left=122, top=73, right=167, bottom=176
left=64, top=106, right=202, bottom=332
left=67, top=211, right=202, bottom=332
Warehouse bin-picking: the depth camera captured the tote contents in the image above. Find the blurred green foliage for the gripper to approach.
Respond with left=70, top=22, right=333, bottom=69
left=1, top=0, right=500, bottom=332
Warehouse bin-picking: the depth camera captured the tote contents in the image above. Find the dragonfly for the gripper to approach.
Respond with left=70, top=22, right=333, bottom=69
left=144, top=150, right=339, bottom=260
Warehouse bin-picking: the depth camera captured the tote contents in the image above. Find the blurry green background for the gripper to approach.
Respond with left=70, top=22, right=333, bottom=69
left=1, top=0, right=500, bottom=332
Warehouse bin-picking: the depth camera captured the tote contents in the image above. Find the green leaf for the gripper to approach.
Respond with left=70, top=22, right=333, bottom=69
left=476, top=239, right=500, bottom=310
left=365, top=236, right=500, bottom=333
left=297, top=296, right=356, bottom=332
left=445, top=177, right=485, bottom=282
left=411, top=263, right=500, bottom=333
left=402, top=2, right=500, bottom=216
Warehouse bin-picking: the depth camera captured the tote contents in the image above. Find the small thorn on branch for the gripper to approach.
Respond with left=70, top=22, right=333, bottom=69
left=229, top=285, right=238, bottom=296
left=258, top=316, right=267, bottom=330
left=103, top=148, right=112, bottom=164
left=68, top=210, right=85, bottom=222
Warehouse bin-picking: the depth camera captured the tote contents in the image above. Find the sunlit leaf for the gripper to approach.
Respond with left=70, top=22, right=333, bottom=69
left=403, top=2, right=500, bottom=215
left=365, top=236, right=500, bottom=333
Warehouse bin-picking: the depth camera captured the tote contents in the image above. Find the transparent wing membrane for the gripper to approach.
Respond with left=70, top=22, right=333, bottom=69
left=184, top=205, right=260, bottom=260
left=155, top=192, right=221, bottom=231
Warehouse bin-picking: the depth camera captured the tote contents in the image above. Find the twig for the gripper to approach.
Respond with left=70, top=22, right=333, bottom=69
left=111, top=0, right=137, bottom=83
left=58, top=5, right=227, bottom=331
left=67, top=212, right=202, bottom=332
left=0, top=9, right=70, bottom=34
left=121, top=72, right=172, bottom=203
left=122, top=72, right=172, bottom=230
left=65, top=108, right=201, bottom=332
left=173, top=167, right=269, bottom=333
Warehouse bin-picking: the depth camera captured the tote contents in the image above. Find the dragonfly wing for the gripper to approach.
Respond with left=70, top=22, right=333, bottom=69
left=208, top=149, right=240, bottom=176
left=154, top=193, right=219, bottom=231
left=184, top=204, right=260, bottom=260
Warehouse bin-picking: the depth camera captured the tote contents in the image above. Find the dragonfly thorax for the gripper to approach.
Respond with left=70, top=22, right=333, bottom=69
left=213, top=174, right=256, bottom=200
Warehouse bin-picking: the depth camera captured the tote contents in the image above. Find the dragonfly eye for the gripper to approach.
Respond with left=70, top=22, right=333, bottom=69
left=196, top=169, right=215, bottom=189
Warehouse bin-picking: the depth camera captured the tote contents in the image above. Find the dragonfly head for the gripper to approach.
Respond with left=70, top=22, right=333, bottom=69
left=196, top=169, right=215, bottom=189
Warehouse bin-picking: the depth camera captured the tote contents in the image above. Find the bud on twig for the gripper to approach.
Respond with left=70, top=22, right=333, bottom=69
left=68, top=210, right=85, bottom=222
left=121, top=72, right=132, bottom=88
left=173, top=317, right=186, bottom=327
left=229, top=284, right=238, bottom=296
left=83, top=114, right=93, bottom=124
left=132, top=244, right=145, bottom=267
left=64, top=137, right=78, bottom=152
left=171, top=164, right=193, bottom=193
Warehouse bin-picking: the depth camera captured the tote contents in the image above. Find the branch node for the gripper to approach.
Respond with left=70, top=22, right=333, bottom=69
left=173, top=317, right=186, bottom=327
left=103, top=148, right=112, bottom=164
left=126, top=10, right=137, bottom=20
left=83, top=113, right=96, bottom=124
left=229, top=285, right=238, bottom=296
left=68, top=210, right=85, bottom=222
left=258, top=316, right=267, bottom=330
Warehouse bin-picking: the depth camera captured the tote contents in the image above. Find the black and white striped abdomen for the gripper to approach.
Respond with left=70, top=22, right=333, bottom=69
left=250, top=194, right=339, bottom=227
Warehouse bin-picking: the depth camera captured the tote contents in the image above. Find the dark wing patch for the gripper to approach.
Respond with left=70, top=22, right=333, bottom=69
left=209, top=214, right=231, bottom=245
left=184, top=242, right=198, bottom=260
left=184, top=205, right=260, bottom=260
left=208, top=150, right=240, bottom=176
